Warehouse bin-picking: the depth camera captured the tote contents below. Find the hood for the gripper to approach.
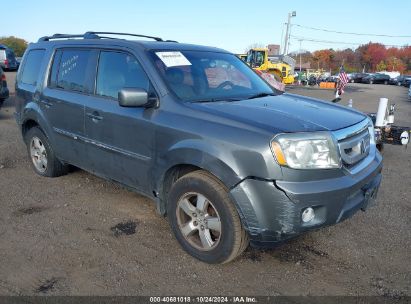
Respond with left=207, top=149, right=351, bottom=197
left=188, top=93, right=366, bottom=133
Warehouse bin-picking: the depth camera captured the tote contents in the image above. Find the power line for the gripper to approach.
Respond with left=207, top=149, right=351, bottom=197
left=292, top=24, right=411, bottom=38
left=290, top=35, right=408, bottom=48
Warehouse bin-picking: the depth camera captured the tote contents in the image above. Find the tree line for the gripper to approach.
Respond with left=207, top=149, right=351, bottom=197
left=291, top=43, right=411, bottom=75
left=0, top=36, right=28, bottom=57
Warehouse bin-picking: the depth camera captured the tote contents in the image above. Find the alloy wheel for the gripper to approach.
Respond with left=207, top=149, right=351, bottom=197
left=176, top=192, right=222, bottom=251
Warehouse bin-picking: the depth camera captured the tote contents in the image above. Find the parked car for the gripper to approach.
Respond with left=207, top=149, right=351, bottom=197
left=0, top=67, right=9, bottom=108
left=0, top=44, right=18, bottom=71
left=409, top=84, right=411, bottom=100
left=361, top=73, right=390, bottom=84
left=348, top=73, right=369, bottom=83
left=389, top=75, right=411, bottom=86
left=16, top=57, right=22, bottom=69
left=403, top=77, right=411, bottom=88
left=15, top=32, right=383, bottom=264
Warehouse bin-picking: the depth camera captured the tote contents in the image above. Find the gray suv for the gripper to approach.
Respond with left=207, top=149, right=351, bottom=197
left=15, top=32, right=382, bottom=264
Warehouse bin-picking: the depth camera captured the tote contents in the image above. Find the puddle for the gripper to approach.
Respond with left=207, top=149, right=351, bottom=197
left=36, top=278, right=58, bottom=293
left=13, top=206, right=47, bottom=216
left=110, top=221, right=137, bottom=237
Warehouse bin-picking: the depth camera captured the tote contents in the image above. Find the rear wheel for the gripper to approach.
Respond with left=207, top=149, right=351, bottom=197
left=167, top=170, right=249, bottom=264
left=24, top=127, right=68, bottom=177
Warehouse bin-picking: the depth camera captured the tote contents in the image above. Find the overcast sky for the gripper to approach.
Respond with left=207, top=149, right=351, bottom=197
left=3, top=0, right=411, bottom=53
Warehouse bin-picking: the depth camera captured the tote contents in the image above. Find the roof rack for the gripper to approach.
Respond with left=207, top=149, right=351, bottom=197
left=38, top=31, right=166, bottom=42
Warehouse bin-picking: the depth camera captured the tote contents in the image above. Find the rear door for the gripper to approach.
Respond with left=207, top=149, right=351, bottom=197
left=83, top=49, right=156, bottom=193
left=41, top=48, right=95, bottom=167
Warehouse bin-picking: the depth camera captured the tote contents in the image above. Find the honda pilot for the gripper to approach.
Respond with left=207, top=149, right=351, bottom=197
left=15, top=32, right=382, bottom=264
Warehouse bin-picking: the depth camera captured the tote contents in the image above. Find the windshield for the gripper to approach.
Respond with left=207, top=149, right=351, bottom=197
left=149, top=50, right=276, bottom=102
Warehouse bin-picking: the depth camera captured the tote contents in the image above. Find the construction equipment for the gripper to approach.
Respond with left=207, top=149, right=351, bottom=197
left=237, top=54, right=247, bottom=62
left=243, top=48, right=295, bottom=84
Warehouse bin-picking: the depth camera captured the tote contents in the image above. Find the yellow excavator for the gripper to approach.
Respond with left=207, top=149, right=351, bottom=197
left=237, top=54, right=247, bottom=62
left=242, top=48, right=295, bottom=84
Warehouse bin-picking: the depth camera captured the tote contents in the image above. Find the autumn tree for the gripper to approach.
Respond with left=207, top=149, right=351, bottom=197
left=0, top=36, right=28, bottom=57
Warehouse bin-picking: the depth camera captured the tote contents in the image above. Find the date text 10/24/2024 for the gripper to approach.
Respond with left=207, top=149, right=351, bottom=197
left=149, top=297, right=257, bottom=303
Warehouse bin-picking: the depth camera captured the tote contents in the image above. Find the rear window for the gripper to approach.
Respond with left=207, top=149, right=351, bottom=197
left=56, top=49, right=91, bottom=93
left=21, top=49, right=46, bottom=85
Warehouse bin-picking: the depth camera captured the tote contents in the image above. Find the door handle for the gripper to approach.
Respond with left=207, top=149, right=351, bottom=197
left=86, top=112, right=103, bottom=122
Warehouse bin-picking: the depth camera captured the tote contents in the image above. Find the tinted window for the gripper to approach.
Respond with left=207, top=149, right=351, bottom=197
left=6, top=49, right=15, bottom=59
left=57, top=49, right=91, bottom=93
left=96, top=51, right=149, bottom=99
left=21, top=49, right=46, bottom=85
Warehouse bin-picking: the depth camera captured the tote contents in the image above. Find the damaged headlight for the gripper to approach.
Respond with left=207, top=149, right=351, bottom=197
left=271, top=132, right=341, bottom=169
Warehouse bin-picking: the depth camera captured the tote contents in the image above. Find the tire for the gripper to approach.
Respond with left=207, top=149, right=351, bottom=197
left=167, top=170, right=249, bottom=264
left=350, top=79, right=354, bottom=83
left=369, top=80, right=373, bottom=84
left=24, top=126, right=68, bottom=177
left=384, top=80, right=388, bottom=85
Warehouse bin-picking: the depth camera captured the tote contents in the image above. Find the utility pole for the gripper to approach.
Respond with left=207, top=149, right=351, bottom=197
left=283, top=11, right=296, bottom=55
left=299, top=39, right=302, bottom=72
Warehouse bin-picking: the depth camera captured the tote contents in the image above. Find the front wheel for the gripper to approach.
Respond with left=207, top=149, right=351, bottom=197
left=24, top=126, right=68, bottom=177
left=167, top=171, right=249, bottom=264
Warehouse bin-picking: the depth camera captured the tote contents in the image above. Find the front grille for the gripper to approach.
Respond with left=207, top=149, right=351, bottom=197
left=338, top=129, right=370, bottom=167
left=333, top=119, right=371, bottom=168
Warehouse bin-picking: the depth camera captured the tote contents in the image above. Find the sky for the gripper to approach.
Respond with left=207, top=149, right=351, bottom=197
left=3, top=0, right=411, bottom=54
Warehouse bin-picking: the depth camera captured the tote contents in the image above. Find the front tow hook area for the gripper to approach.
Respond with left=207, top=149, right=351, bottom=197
left=361, top=174, right=382, bottom=211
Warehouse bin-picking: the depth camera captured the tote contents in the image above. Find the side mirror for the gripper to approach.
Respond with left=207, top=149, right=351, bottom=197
left=118, top=88, right=151, bottom=107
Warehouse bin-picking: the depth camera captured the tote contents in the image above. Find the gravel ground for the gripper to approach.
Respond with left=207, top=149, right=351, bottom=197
left=0, top=72, right=410, bottom=297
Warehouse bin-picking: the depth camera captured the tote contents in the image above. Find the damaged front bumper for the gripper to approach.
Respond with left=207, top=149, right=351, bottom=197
left=229, top=153, right=383, bottom=247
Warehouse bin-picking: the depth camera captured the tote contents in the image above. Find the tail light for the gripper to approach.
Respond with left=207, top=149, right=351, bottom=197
left=4, top=59, right=8, bottom=68
left=1, top=73, right=5, bottom=81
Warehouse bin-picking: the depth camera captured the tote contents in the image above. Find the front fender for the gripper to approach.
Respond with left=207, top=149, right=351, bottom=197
left=155, top=139, right=243, bottom=191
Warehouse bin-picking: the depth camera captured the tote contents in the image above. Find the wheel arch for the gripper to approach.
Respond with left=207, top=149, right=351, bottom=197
left=153, top=145, right=243, bottom=216
left=19, top=102, right=53, bottom=140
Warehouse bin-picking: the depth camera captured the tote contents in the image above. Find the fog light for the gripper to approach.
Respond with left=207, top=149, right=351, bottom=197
left=302, top=207, right=315, bottom=223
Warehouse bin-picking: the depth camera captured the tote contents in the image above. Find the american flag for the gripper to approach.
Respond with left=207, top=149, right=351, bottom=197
left=337, top=65, right=349, bottom=93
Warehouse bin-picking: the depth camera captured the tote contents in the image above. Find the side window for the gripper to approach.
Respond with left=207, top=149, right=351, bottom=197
left=96, top=51, right=149, bottom=99
left=57, top=49, right=91, bottom=93
left=20, top=49, right=46, bottom=86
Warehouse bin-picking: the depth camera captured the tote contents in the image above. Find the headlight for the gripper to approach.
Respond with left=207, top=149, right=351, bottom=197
left=271, top=132, right=340, bottom=169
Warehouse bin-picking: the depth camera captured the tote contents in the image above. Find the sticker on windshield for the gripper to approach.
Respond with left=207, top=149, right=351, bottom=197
left=156, top=51, right=191, bottom=67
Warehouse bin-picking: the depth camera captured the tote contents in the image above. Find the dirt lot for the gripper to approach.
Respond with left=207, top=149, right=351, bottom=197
left=0, top=71, right=410, bottom=297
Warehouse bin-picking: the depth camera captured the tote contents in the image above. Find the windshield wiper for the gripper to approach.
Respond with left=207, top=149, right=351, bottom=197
left=247, top=92, right=276, bottom=100
left=190, top=97, right=241, bottom=103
